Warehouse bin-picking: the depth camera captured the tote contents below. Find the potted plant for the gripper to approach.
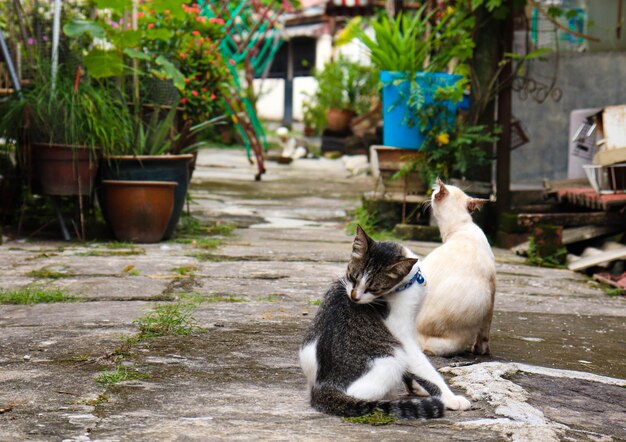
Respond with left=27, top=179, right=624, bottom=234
left=336, top=8, right=474, bottom=149
left=304, top=56, right=379, bottom=134
left=0, top=62, right=133, bottom=197
left=64, top=0, right=231, bottom=240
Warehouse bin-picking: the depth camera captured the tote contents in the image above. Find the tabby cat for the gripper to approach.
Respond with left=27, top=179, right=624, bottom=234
left=299, top=226, right=471, bottom=419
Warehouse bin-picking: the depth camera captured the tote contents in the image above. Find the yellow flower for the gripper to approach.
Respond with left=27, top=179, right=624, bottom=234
left=446, top=6, right=455, bottom=15
left=436, top=132, right=450, bottom=145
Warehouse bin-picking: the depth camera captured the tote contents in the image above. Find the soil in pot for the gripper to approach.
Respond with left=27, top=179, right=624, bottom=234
left=32, top=143, right=100, bottom=196
left=102, top=180, right=177, bottom=243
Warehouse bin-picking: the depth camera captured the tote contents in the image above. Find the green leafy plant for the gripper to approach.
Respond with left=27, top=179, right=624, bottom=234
left=526, top=236, right=567, bottom=268
left=302, top=56, right=378, bottom=133
left=336, top=8, right=474, bottom=74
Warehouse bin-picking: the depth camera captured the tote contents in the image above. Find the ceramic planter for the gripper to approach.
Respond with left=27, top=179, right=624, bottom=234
left=101, top=180, right=177, bottom=243
left=325, top=108, right=355, bottom=133
left=31, top=143, right=100, bottom=196
left=99, top=154, right=193, bottom=240
left=380, top=71, right=461, bottom=149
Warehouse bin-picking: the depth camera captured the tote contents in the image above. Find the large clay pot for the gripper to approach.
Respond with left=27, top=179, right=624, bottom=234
left=99, top=154, right=193, bottom=240
left=101, top=180, right=177, bottom=243
left=32, top=143, right=100, bottom=196
left=326, top=108, right=354, bottom=133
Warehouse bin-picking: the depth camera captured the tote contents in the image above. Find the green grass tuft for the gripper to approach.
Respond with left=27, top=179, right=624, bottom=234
left=204, top=293, right=247, bottom=303
left=342, top=409, right=396, bottom=426
left=308, top=299, right=322, bottom=306
left=171, top=265, right=199, bottom=276
left=96, top=365, right=149, bottom=384
left=134, top=303, right=202, bottom=338
left=0, top=287, right=76, bottom=304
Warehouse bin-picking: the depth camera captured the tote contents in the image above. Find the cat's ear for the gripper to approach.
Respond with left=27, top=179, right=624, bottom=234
left=386, top=258, right=418, bottom=279
left=434, top=177, right=448, bottom=201
left=352, top=225, right=371, bottom=259
left=467, top=198, right=489, bottom=213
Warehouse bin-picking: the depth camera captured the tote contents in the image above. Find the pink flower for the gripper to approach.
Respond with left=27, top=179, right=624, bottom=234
left=191, top=90, right=198, bottom=97
left=147, top=23, right=155, bottom=29
left=211, top=93, right=216, bottom=99
left=229, top=59, right=235, bottom=66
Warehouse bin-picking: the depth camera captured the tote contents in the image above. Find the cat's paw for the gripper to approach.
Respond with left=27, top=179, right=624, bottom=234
left=442, top=394, right=471, bottom=411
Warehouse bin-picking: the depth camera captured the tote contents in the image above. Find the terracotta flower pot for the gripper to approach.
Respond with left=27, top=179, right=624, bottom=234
left=99, top=154, right=193, bottom=240
left=326, top=108, right=355, bottom=133
left=32, top=143, right=100, bottom=196
left=101, top=180, right=177, bottom=243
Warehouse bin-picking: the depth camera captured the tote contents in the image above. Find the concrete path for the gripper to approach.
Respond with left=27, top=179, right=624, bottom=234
left=1, top=148, right=624, bottom=441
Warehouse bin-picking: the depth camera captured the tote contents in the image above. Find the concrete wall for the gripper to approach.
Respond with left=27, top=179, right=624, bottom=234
left=254, top=33, right=369, bottom=122
left=511, top=51, right=626, bottom=181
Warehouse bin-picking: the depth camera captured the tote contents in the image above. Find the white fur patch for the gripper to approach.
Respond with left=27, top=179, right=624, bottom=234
left=299, top=341, right=318, bottom=388
left=346, top=356, right=405, bottom=400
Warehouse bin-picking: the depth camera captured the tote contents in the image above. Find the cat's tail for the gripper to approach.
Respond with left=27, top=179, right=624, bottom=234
left=310, top=384, right=444, bottom=419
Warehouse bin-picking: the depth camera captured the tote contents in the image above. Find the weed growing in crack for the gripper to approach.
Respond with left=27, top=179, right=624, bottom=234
left=171, top=265, right=199, bottom=276
left=85, top=393, right=110, bottom=406
left=96, top=365, right=149, bottom=384
left=26, top=268, right=75, bottom=279
left=134, top=303, right=203, bottom=339
left=308, top=299, right=321, bottom=306
left=204, top=292, right=247, bottom=303
left=342, top=409, right=396, bottom=425
left=0, top=287, right=77, bottom=304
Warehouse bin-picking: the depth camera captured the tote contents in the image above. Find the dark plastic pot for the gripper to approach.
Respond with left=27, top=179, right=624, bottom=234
left=102, top=180, right=177, bottom=243
left=99, top=154, right=193, bottom=240
left=32, top=143, right=100, bottom=196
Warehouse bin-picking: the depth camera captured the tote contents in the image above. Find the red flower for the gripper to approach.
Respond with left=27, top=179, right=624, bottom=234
left=229, top=59, right=235, bottom=66
left=181, top=97, right=188, bottom=104
left=191, top=90, right=199, bottom=97
left=147, top=23, right=155, bottom=29
left=179, top=53, right=187, bottom=59
left=165, top=9, right=170, bottom=14
left=211, top=93, right=216, bottom=99
left=192, top=30, right=200, bottom=36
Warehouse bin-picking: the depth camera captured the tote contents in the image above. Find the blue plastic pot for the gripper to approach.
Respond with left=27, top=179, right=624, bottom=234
left=380, top=71, right=462, bottom=149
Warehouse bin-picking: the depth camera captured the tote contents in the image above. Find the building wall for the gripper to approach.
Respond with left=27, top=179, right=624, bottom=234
left=511, top=51, right=626, bottom=181
left=254, top=32, right=368, bottom=122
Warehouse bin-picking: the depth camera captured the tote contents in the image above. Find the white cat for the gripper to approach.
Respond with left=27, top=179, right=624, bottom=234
left=416, top=178, right=496, bottom=356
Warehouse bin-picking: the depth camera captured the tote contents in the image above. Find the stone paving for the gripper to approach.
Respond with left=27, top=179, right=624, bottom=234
left=0, top=148, right=625, bottom=441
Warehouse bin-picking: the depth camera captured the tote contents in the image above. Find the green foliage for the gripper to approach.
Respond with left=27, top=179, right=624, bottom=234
left=336, top=8, right=474, bottom=74
left=302, top=56, right=378, bottom=133
left=134, top=302, right=202, bottom=338
left=0, top=63, right=134, bottom=156
left=346, top=206, right=399, bottom=242
left=526, top=237, right=567, bottom=268
left=342, top=409, right=396, bottom=426
left=0, top=287, right=76, bottom=304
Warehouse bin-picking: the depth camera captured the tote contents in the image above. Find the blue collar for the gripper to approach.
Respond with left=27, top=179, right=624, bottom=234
left=394, top=267, right=425, bottom=292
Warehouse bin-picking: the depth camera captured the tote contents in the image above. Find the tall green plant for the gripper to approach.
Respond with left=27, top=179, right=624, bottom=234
left=336, top=8, right=474, bottom=74
left=0, top=63, right=134, bottom=155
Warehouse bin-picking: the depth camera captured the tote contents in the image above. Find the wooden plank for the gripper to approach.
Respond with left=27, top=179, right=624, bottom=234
left=516, top=212, right=626, bottom=227
left=512, top=225, right=620, bottom=255
left=568, top=246, right=626, bottom=271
